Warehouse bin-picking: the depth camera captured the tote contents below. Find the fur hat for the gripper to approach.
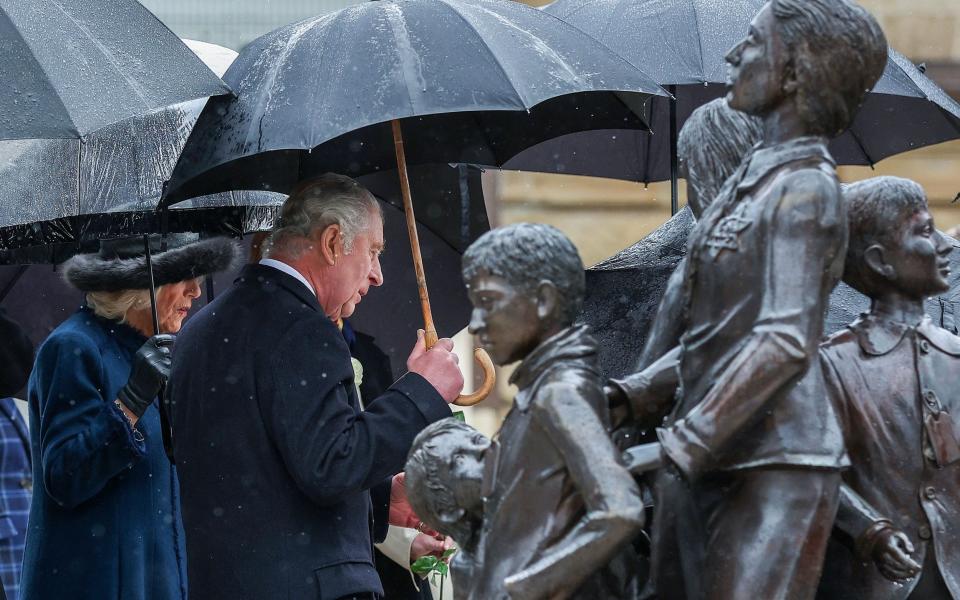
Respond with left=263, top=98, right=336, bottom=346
left=63, top=234, right=241, bottom=292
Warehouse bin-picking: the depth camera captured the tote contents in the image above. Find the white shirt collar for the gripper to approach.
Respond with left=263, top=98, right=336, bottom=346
left=259, top=258, right=316, bottom=297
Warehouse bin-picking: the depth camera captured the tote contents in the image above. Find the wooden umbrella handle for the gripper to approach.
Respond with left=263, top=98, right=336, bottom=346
left=390, top=119, right=495, bottom=406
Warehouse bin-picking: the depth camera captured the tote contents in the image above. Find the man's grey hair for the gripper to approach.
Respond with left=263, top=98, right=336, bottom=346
left=678, top=98, right=762, bottom=218
left=265, top=173, right=382, bottom=258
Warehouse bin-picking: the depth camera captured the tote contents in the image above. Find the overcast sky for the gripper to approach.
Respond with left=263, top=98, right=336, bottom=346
left=140, top=0, right=359, bottom=50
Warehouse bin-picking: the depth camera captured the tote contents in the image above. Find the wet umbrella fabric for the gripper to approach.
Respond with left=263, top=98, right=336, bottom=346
left=0, top=0, right=228, bottom=140
left=508, top=0, right=960, bottom=184
left=0, top=41, right=278, bottom=258
left=0, top=163, right=488, bottom=388
left=162, top=0, right=666, bottom=203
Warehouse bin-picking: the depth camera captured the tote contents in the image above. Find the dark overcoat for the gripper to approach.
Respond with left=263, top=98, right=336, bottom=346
left=21, top=308, right=188, bottom=600
left=168, top=264, right=450, bottom=600
left=0, top=309, right=33, bottom=398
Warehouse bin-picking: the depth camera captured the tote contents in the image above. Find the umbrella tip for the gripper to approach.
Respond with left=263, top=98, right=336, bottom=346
left=917, top=62, right=927, bottom=74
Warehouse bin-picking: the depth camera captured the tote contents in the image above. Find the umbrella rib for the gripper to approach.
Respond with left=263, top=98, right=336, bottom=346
left=45, top=0, right=151, bottom=110
left=0, top=5, right=80, bottom=139
left=434, top=0, right=529, bottom=107
left=689, top=0, right=708, bottom=82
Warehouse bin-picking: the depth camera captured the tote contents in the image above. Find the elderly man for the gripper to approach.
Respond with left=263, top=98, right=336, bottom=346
left=168, top=174, right=463, bottom=600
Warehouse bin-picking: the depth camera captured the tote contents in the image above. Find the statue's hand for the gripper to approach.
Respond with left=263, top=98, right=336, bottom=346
left=873, top=529, right=921, bottom=582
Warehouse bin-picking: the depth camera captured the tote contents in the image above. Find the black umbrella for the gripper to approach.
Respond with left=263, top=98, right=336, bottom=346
left=161, top=0, right=667, bottom=405
left=507, top=0, right=960, bottom=213
left=161, top=0, right=665, bottom=203
left=0, top=40, right=264, bottom=256
left=0, top=0, right=228, bottom=140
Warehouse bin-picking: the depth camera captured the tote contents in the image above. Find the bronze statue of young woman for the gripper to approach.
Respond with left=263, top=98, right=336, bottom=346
left=631, top=2, right=888, bottom=598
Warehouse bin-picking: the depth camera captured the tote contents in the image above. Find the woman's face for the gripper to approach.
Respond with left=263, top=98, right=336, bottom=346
left=156, top=278, right=202, bottom=333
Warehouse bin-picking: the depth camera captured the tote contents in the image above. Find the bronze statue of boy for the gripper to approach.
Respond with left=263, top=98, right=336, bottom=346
left=407, top=223, right=644, bottom=599
left=613, top=1, right=888, bottom=598
left=817, top=177, right=960, bottom=600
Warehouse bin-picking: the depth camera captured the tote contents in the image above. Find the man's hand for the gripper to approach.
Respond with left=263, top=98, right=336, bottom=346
left=873, top=529, right=922, bottom=582
left=389, top=473, right=440, bottom=535
left=407, top=330, right=464, bottom=403
left=410, top=533, right=453, bottom=565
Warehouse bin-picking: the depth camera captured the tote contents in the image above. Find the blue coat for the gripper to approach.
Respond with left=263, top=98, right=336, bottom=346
left=0, top=398, right=31, bottom=600
left=168, top=264, right=450, bottom=600
left=22, top=308, right=187, bottom=600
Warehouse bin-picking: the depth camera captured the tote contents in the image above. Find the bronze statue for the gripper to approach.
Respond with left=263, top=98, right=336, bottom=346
left=406, top=418, right=491, bottom=589
left=605, top=98, right=764, bottom=446
left=408, top=223, right=644, bottom=599
left=613, top=1, right=888, bottom=598
left=817, top=177, right=960, bottom=600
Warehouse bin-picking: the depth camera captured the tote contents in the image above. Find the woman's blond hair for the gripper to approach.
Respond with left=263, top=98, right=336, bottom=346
left=86, top=288, right=158, bottom=324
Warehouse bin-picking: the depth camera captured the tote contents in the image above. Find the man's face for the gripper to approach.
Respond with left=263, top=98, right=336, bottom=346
left=886, top=209, right=953, bottom=299
left=466, top=272, right=542, bottom=366
left=725, top=4, right=785, bottom=117
left=440, top=428, right=490, bottom=518
left=327, top=212, right=384, bottom=320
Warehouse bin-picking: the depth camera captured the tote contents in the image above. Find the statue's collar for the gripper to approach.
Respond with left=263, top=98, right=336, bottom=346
left=509, top=324, right=597, bottom=391
left=849, top=312, right=960, bottom=356
left=738, top=136, right=834, bottom=192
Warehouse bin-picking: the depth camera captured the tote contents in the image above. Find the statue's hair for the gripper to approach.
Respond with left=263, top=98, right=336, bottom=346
left=771, top=0, right=887, bottom=137
left=461, top=223, right=585, bottom=325
left=677, top=98, right=762, bottom=218
left=405, top=419, right=479, bottom=536
left=843, top=176, right=927, bottom=296
left=265, top=173, right=381, bottom=258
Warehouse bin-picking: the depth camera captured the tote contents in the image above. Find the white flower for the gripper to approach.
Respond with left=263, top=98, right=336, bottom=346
left=351, top=357, right=364, bottom=389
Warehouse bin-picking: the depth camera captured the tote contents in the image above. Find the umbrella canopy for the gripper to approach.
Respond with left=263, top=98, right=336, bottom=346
left=162, top=0, right=667, bottom=203
left=0, top=40, right=278, bottom=255
left=0, top=0, right=228, bottom=140
left=506, top=0, right=960, bottom=184
left=0, top=163, right=488, bottom=386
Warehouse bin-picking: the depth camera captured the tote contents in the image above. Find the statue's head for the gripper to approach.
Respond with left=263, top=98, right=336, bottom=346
left=462, top=223, right=584, bottom=366
left=843, top=176, right=953, bottom=300
left=405, top=418, right=491, bottom=544
left=678, top=98, right=763, bottom=218
left=725, top=0, right=887, bottom=138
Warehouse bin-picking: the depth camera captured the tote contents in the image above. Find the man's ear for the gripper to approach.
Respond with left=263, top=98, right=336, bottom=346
left=863, top=244, right=895, bottom=281
left=317, top=224, right=342, bottom=266
left=535, top=281, right=559, bottom=322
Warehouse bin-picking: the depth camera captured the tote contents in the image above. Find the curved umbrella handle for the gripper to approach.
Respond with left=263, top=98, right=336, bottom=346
left=454, top=347, right=496, bottom=407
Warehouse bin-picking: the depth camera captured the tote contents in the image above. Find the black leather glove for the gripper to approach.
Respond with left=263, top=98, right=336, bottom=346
left=118, top=334, right=175, bottom=418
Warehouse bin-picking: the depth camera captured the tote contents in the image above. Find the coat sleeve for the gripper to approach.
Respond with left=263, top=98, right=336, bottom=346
left=33, top=332, right=147, bottom=509
left=504, top=381, right=644, bottom=598
left=261, top=322, right=450, bottom=507
left=659, top=170, right=842, bottom=479
left=0, top=308, right=34, bottom=397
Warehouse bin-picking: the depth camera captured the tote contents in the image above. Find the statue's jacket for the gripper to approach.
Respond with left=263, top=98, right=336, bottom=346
left=658, top=137, right=850, bottom=477
left=818, top=314, right=960, bottom=600
left=471, top=325, right=641, bottom=600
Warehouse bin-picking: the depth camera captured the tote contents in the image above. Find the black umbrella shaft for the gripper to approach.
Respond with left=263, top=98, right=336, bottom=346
left=669, top=86, right=679, bottom=216
left=143, top=235, right=160, bottom=336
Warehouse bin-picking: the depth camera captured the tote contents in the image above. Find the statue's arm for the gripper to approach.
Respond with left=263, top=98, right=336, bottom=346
left=658, top=171, right=841, bottom=479
left=606, top=262, right=687, bottom=428
left=503, top=383, right=644, bottom=599
left=607, top=345, right=681, bottom=429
